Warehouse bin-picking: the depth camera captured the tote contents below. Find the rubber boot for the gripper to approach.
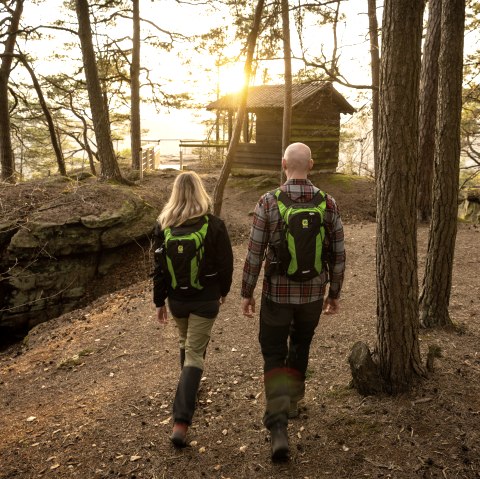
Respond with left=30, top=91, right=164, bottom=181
left=173, top=366, right=203, bottom=426
left=270, top=423, right=289, bottom=461
left=170, top=422, right=188, bottom=448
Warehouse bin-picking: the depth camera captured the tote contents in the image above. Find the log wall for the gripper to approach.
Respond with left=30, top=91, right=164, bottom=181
left=233, top=105, right=341, bottom=173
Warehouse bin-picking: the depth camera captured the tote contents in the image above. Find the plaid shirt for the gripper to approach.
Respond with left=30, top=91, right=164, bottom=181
left=241, top=179, right=345, bottom=304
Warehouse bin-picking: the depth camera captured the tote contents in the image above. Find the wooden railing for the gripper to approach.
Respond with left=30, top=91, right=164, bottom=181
left=179, top=139, right=228, bottom=149
left=178, top=140, right=228, bottom=169
left=136, top=139, right=228, bottom=174
left=141, top=145, right=161, bottom=176
left=142, top=147, right=157, bottom=170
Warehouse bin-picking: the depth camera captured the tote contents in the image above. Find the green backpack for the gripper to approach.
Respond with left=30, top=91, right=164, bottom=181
left=159, top=216, right=209, bottom=293
left=272, top=189, right=327, bottom=281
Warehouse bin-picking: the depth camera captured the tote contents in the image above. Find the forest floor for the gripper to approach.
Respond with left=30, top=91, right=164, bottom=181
left=1, top=169, right=479, bottom=479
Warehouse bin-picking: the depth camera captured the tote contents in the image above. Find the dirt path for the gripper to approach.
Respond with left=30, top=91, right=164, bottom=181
left=1, top=220, right=479, bottom=479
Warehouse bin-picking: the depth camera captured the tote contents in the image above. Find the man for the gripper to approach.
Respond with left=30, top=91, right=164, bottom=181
left=241, top=142, right=345, bottom=461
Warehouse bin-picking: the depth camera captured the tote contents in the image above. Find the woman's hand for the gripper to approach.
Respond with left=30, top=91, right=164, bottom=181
left=156, top=306, right=168, bottom=324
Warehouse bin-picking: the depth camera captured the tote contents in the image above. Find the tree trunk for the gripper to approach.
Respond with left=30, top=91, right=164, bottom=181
left=83, top=127, right=97, bottom=176
left=0, top=75, right=13, bottom=182
left=417, top=0, right=442, bottom=223
left=19, top=55, right=67, bottom=177
left=374, top=0, right=426, bottom=393
left=419, top=0, right=465, bottom=328
left=213, top=0, right=265, bottom=216
left=130, top=0, right=141, bottom=172
left=281, top=0, right=292, bottom=185
left=367, top=0, right=380, bottom=175
left=0, top=0, right=23, bottom=183
left=75, top=0, right=123, bottom=182
left=68, top=93, right=97, bottom=176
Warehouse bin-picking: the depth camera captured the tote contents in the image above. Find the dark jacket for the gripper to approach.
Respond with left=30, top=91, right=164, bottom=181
left=153, top=214, right=233, bottom=307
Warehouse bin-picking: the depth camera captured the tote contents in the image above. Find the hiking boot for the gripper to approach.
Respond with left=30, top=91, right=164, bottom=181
left=170, top=422, right=188, bottom=447
left=288, top=401, right=299, bottom=419
left=270, top=423, right=289, bottom=461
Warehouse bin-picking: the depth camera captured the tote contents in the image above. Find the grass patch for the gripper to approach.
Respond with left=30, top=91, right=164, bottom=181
left=311, top=172, right=374, bottom=190
left=229, top=175, right=280, bottom=191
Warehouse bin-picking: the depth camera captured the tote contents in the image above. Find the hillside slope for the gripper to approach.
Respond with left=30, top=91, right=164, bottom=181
left=1, top=172, right=479, bottom=478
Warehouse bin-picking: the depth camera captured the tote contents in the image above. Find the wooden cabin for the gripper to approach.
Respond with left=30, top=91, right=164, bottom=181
left=206, top=82, right=355, bottom=173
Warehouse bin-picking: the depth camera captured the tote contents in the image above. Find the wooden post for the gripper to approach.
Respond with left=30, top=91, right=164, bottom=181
left=154, top=143, right=159, bottom=169
left=148, top=148, right=153, bottom=170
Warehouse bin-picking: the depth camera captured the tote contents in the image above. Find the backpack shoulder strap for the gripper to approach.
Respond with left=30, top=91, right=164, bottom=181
left=273, top=188, right=294, bottom=218
left=168, top=215, right=208, bottom=237
left=275, top=189, right=295, bottom=204
left=274, top=188, right=325, bottom=206
left=311, top=189, right=326, bottom=207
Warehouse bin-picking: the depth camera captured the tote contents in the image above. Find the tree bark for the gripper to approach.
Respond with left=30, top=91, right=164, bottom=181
left=75, top=0, right=123, bottom=182
left=348, top=342, right=385, bottom=396
left=375, top=0, right=426, bottom=393
left=281, top=0, right=292, bottom=185
left=0, top=0, right=23, bottom=183
left=419, top=0, right=465, bottom=328
left=130, top=0, right=141, bottom=172
left=417, top=0, right=442, bottom=223
left=213, top=0, right=265, bottom=216
left=367, top=0, right=380, bottom=175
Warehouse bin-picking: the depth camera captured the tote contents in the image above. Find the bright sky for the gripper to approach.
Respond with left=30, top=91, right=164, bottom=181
left=19, top=1, right=477, bottom=154
left=138, top=0, right=375, bottom=144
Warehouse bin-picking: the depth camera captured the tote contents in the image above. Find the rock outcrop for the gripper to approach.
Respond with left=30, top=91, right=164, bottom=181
left=458, top=188, right=480, bottom=224
left=0, top=178, right=162, bottom=340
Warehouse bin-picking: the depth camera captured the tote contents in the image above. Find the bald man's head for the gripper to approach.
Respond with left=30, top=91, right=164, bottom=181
left=282, top=143, right=313, bottom=178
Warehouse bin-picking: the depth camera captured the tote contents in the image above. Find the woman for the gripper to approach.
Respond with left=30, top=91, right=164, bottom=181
left=153, top=171, right=233, bottom=447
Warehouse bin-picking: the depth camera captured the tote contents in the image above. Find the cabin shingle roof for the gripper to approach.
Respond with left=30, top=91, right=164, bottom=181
left=206, top=82, right=355, bottom=114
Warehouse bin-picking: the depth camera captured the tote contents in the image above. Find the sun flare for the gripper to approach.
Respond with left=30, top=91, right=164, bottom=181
left=217, top=63, right=246, bottom=95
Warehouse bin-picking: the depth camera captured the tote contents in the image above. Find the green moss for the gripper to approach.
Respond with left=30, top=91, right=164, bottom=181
left=57, top=350, right=93, bottom=369
left=312, top=172, right=373, bottom=189
left=229, top=175, right=280, bottom=191
left=57, top=354, right=82, bottom=369
left=78, top=348, right=94, bottom=357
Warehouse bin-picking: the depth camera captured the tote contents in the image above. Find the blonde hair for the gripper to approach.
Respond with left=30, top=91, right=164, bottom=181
left=158, top=171, right=211, bottom=229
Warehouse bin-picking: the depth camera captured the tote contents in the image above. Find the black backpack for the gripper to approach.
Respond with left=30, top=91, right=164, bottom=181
left=156, top=216, right=210, bottom=294
left=270, top=189, right=327, bottom=281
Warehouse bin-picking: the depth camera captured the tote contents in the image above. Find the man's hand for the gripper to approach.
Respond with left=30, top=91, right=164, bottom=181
left=156, top=306, right=168, bottom=324
left=323, top=297, right=339, bottom=315
left=219, top=296, right=226, bottom=305
left=241, top=297, right=256, bottom=318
